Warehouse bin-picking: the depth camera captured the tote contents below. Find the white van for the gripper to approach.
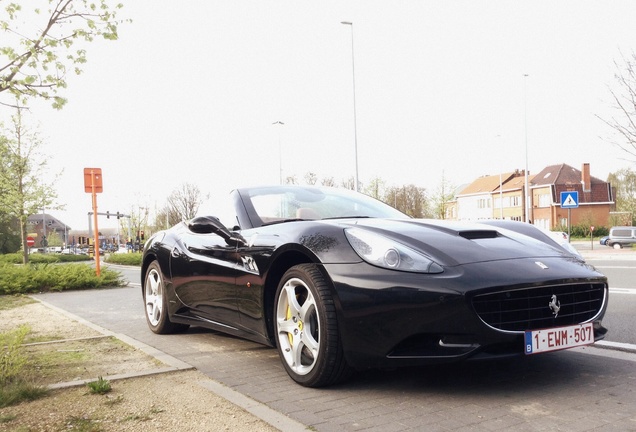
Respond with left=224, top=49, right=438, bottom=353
left=607, top=226, right=636, bottom=249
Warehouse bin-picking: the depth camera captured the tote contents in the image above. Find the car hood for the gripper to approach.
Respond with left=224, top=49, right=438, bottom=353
left=334, top=218, right=576, bottom=267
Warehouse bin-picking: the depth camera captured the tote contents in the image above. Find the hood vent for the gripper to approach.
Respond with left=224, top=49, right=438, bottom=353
left=459, top=230, right=499, bottom=240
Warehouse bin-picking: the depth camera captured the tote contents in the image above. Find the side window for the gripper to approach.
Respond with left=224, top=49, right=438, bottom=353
left=216, top=202, right=240, bottom=231
left=196, top=196, right=240, bottom=231
left=612, top=229, right=631, bottom=238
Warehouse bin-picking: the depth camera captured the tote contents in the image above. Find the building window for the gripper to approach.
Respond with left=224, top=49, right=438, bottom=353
left=477, top=198, right=491, bottom=209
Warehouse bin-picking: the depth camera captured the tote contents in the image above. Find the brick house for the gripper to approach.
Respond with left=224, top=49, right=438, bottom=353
left=26, top=213, right=72, bottom=247
left=452, top=163, right=613, bottom=229
left=530, top=163, right=614, bottom=230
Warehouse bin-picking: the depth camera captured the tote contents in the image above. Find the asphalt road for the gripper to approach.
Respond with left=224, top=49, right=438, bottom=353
left=33, top=254, right=636, bottom=431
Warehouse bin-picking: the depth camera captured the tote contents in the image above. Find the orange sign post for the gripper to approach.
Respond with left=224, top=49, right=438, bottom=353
left=83, top=168, right=103, bottom=276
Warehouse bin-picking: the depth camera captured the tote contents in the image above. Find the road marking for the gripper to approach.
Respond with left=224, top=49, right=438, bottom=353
left=594, top=265, right=636, bottom=269
left=609, top=288, right=636, bottom=295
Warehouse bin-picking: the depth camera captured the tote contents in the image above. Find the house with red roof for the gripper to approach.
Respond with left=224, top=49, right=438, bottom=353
left=453, top=163, right=614, bottom=230
left=530, top=163, right=614, bottom=230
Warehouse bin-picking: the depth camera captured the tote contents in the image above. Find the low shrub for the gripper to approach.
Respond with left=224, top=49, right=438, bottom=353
left=0, top=326, right=29, bottom=385
left=0, top=253, right=91, bottom=265
left=553, top=224, right=609, bottom=239
left=0, top=263, right=125, bottom=295
left=87, top=376, right=112, bottom=394
left=0, top=325, right=48, bottom=408
left=104, top=253, right=142, bottom=266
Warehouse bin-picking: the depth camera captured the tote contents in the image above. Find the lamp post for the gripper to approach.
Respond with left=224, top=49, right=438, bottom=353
left=341, top=21, right=359, bottom=192
left=272, top=121, right=284, bottom=184
left=523, top=74, right=531, bottom=223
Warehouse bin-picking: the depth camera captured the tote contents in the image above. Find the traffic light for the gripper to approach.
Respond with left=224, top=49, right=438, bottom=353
left=106, top=211, right=110, bottom=219
left=116, top=212, right=120, bottom=219
left=141, top=230, right=145, bottom=241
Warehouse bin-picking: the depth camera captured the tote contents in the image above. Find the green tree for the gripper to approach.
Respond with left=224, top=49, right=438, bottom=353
left=0, top=108, right=60, bottom=263
left=607, top=167, right=636, bottom=225
left=430, top=172, right=456, bottom=219
left=364, top=176, right=386, bottom=200
left=1, top=0, right=127, bottom=109
left=0, top=212, right=20, bottom=254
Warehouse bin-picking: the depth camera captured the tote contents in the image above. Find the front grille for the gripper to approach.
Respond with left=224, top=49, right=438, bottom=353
left=472, top=283, right=606, bottom=332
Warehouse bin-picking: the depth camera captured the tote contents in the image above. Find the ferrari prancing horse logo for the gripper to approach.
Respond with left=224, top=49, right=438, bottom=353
left=548, top=294, right=561, bottom=318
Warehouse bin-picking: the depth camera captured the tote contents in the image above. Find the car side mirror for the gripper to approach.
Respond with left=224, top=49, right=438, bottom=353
left=187, top=216, right=246, bottom=247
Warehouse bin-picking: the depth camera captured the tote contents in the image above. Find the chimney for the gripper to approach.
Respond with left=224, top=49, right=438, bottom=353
left=582, top=163, right=591, bottom=193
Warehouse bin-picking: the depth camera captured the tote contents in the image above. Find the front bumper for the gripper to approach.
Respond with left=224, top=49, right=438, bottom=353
left=323, top=257, right=608, bottom=369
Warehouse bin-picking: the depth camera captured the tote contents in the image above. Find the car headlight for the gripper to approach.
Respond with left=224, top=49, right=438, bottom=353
left=345, top=228, right=443, bottom=273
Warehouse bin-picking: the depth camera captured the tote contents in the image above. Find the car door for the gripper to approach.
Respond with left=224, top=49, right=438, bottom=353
left=233, top=230, right=280, bottom=338
left=169, top=230, right=242, bottom=326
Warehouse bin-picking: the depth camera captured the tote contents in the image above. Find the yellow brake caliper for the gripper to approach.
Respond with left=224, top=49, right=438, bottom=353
left=286, top=305, right=294, bottom=346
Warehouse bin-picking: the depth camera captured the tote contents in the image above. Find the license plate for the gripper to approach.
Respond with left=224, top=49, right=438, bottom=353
left=524, top=322, right=594, bottom=355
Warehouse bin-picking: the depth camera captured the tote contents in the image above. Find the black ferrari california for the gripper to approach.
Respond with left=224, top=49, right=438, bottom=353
left=141, top=185, right=608, bottom=387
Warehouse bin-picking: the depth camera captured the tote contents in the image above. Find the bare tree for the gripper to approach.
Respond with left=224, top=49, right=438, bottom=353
left=385, top=184, right=429, bottom=218
left=321, top=177, right=336, bottom=187
left=597, top=52, right=636, bottom=162
left=285, top=175, right=298, bottom=185
left=166, top=183, right=206, bottom=225
left=304, top=172, right=318, bottom=185
left=341, top=176, right=356, bottom=190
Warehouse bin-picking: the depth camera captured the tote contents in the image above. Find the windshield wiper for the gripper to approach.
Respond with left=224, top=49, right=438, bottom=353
left=321, top=215, right=372, bottom=220
left=261, top=218, right=307, bottom=226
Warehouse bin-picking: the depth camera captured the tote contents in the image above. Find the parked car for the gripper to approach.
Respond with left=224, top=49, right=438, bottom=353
left=141, top=185, right=608, bottom=387
left=599, top=236, right=609, bottom=246
left=606, top=226, right=636, bottom=249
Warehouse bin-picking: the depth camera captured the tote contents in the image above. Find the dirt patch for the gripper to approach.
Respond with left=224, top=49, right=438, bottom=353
left=0, top=298, right=281, bottom=431
left=24, top=336, right=163, bottom=386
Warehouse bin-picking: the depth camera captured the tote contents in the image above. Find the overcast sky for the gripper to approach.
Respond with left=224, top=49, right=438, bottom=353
left=5, top=1, right=636, bottom=231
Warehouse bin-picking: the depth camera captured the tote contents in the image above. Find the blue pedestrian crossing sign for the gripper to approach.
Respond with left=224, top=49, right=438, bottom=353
left=560, top=191, right=579, bottom=208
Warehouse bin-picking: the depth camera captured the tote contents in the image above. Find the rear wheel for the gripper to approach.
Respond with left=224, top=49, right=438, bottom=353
left=613, top=243, right=623, bottom=250
left=274, top=264, right=351, bottom=387
left=144, top=261, right=189, bottom=334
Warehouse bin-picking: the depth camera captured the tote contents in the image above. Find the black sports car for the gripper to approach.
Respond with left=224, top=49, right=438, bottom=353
left=141, top=185, right=608, bottom=387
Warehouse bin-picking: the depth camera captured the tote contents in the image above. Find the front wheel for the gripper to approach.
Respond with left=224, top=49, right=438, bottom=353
left=274, top=264, right=351, bottom=387
left=144, top=261, right=189, bottom=334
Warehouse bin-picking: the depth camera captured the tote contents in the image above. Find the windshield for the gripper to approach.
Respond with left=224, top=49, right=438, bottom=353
left=239, top=186, right=408, bottom=226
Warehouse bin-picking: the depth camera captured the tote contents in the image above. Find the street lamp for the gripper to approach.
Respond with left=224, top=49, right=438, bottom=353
left=272, top=121, right=284, bottom=184
left=341, top=21, right=359, bottom=192
left=523, top=74, right=531, bottom=224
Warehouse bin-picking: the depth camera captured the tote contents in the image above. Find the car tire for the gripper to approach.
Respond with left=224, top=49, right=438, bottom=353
left=613, top=243, right=623, bottom=249
left=143, top=261, right=189, bottom=334
left=274, top=264, right=352, bottom=387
